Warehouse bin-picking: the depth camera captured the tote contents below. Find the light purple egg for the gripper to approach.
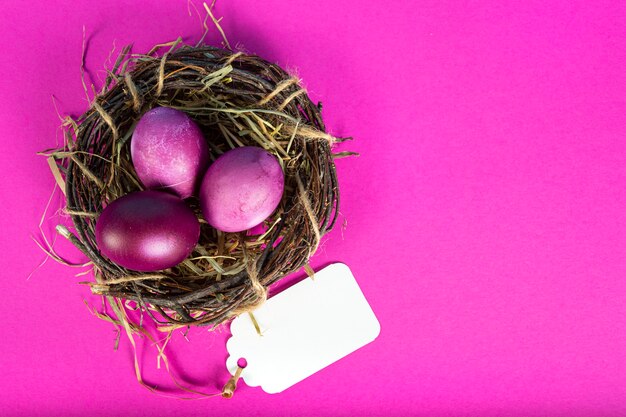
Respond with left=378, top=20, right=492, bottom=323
left=131, top=107, right=209, bottom=199
left=200, top=146, right=285, bottom=232
left=95, top=191, right=200, bottom=272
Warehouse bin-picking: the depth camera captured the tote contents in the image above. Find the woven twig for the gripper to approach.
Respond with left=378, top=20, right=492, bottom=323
left=53, top=44, right=345, bottom=328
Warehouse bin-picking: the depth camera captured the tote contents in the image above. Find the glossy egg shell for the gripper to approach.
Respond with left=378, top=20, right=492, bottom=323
left=131, top=106, right=209, bottom=199
left=199, top=146, right=285, bottom=232
left=95, top=190, right=200, bottom=271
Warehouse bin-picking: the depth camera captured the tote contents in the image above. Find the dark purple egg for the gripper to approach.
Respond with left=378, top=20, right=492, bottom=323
left=131, top=106, right=209, bottom=199
left=95, top=191, right=200, bottom=271
left=199, top=146, right=285, bottom=232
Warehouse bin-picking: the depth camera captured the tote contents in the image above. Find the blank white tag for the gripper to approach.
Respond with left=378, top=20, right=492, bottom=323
left=226, top=263, right=380, bottom=394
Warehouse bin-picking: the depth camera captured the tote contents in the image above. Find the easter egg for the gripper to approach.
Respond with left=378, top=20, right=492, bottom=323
left=199, top=146, right=284, bottom=232
left=95, top=190, right=200, bottom=271
left=131, top=106, right=209, bottom=199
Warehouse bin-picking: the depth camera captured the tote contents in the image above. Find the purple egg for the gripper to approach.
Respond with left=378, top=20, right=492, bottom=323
left=95, top=191, right=200, bottom=272
left=200, top=146, right=285, bottom=232
left=131, top=106, right=209, bottom=199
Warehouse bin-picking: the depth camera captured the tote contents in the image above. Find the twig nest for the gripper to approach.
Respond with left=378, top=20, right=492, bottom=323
left=56, top=44, right=344, bottom=328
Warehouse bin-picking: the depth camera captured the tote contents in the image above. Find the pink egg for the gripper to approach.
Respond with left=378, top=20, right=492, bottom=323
left=95, top=191, right=200, bottom=271
left=200, top=146, right=285, bottom=232
left=131, top=107, right=209, bottom=199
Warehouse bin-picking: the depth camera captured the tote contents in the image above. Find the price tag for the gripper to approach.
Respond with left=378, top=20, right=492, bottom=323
left=226, top=263, right=380, bottom=394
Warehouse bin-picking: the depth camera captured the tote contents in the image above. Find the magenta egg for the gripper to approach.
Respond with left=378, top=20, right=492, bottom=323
left=95, top=191, right=200, bottom=272
left=199, top=146, right=285, bottom=232
left=131, top=106, right=209, bottom=199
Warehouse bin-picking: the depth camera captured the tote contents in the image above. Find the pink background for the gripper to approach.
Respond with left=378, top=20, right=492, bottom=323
left=2, top=0, right=626, bottom=415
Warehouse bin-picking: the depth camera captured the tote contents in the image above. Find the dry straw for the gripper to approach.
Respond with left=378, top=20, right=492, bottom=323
left=44, top=39, right=350, bottom=331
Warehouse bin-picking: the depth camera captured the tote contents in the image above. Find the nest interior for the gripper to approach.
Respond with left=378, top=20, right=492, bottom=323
left=52, top=43, right=346, bottom=328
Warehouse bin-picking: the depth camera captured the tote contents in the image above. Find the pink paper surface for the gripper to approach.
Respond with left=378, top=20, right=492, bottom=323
left=2, top=0, right=626, bottom=415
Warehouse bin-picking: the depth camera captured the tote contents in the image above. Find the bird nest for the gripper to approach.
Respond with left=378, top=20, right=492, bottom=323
left=48, top=41, right=348, bottom=330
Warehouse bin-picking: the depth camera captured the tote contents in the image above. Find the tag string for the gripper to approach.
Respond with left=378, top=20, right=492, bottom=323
left=221, top=365, right=244, bottom=398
